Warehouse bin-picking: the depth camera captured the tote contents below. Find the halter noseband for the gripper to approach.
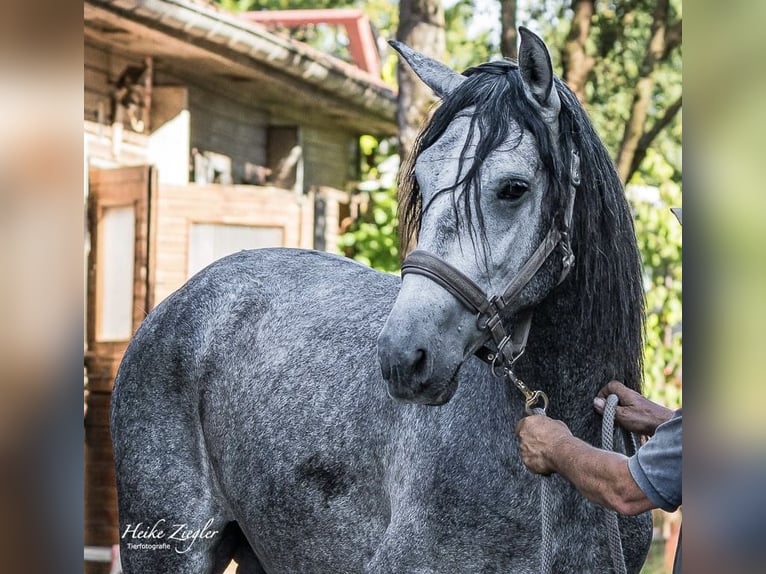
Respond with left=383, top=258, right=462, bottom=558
left=400, top=150, right=580, bottom=411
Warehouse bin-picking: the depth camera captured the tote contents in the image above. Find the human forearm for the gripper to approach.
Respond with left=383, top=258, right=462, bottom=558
left=548, top=433, right=654, bottom=516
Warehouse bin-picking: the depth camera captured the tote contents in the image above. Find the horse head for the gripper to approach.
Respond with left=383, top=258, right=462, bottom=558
left=378, top=28, right=581, bottom=405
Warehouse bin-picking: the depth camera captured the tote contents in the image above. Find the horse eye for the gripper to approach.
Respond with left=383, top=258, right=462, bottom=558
left=497, top=181, right=529, bottom=201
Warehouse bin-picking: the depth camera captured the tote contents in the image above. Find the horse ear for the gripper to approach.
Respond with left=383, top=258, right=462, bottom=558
left=388, top=40, right=466, bottom=98
left=518, top=27, right=559, bottom=112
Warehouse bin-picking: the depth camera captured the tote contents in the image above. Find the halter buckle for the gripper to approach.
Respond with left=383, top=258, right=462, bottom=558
left=498, top=333, right=524, bottom=362
left=489, top=329, right=526, bottom=377
left=561, top=243, right=574, bottom=272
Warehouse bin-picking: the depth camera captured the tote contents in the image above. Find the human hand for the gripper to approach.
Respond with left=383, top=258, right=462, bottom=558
left=594, top=381, right=674, bottom=436
left=515, top=415, right=573, bottom=475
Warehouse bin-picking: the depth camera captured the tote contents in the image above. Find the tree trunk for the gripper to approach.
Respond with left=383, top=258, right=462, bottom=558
left=396, top=0, right=446, bottom=162
left=614, top=0, right=677, bottom=183
left=561, top=0, right=595, bottom=104
left=500, top=0, right=518, bottom=60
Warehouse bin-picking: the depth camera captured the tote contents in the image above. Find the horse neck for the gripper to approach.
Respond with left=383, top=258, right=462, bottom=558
left=516, top=282, right=623, bottom=442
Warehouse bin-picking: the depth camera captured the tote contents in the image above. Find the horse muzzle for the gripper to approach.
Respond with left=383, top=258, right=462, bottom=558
left=376, top=338, right=460, bottom=406
left=377, top=287, right=467, bottom=405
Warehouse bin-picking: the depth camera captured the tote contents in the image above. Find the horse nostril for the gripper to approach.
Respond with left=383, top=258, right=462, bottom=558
left=377, top=330, right=431, bottom=381
left=411, top=348, right=428, bottom=374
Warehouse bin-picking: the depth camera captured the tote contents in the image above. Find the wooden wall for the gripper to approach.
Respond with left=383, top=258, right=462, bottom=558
left=86, top=40, right=361, bottom=193
left=302, top=126, right=358, bottom=191
left=152, top=184, right=314, bottom=304
left=187, top=83, right=269, bottom=184
left=85, top=40, right=145, bottom=125
left=86, top=41, right=271, bottom=186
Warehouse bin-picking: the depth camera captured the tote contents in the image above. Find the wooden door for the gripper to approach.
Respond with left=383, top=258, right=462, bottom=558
left=86, top=165, right=156, bottom=380
left=84, top=165, right=155, bottom=574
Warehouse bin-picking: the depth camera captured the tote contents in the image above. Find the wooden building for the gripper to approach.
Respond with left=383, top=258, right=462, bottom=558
left=84, top=1, right=396, bottom=571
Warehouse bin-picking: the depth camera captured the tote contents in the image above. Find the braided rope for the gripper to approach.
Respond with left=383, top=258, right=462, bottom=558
left=539, top=475, right=556, bottom=573
left=601, top=394, right=628, bottom=574
left=532, top=406, right=556, bottom=574
left=536, top=395, right=628, bottom=573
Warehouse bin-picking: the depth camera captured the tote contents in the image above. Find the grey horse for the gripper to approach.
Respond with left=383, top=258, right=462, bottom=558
left=111, top=28, right=652, bottom=573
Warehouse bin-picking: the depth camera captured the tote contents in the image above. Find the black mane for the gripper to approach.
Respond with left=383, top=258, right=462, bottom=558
left=398, top=60, right=645, bottom=391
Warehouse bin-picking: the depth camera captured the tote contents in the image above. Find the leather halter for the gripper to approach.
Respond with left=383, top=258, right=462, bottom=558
left=400, top=150, right=580, bottom=384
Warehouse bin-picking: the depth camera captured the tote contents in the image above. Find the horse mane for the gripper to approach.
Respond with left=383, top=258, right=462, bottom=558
left=398, top=60, right=645, bottom=392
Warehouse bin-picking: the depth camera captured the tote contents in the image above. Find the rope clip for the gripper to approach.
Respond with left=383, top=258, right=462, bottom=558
left=524, top=390, right=549, bottom=415
left=504, top=368, right=549, bottom=415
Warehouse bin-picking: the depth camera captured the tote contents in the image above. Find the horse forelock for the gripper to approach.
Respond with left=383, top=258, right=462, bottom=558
left=398, top=61, right=645, bottom=393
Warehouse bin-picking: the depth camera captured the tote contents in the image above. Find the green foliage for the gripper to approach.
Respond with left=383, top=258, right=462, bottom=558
left=631, top=152, right=683, bottom=409
left=338, top=188, right=400, bottom=272
left=583, top=2, right=682, bottom=407
left=338, top=135, right=401, bottom=273
left=445, top=0, right=495, bottom=70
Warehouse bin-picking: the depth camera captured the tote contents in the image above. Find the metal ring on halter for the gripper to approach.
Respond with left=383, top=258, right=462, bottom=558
left=560, top=241, right=574, bottom=267
left=495, top=333, right=512, bottom=357
left=491, top=353, right=506, bottom=378
left=476, top=312, right=489, bottom=331
left=524, top=390, right=549, bottom=415
left=509, top=346, right=525, bottom=366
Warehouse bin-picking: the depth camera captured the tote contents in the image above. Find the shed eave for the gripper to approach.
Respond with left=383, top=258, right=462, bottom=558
left=85, top=0, right=398, bottom=135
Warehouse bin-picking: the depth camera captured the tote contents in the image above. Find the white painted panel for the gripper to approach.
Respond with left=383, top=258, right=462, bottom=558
left=148, top=109, right=191, bottom=185
left=187, top=223, right=283, bottom=278
left=98, top=205, right=135, bottom=341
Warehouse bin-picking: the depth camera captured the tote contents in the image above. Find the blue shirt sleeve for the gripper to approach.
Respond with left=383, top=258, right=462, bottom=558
left=627, top=409, right=682, bottom=512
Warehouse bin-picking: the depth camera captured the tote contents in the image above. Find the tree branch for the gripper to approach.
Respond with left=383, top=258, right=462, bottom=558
left=614, top=0, right=672, bottom=183
left=628, top=95, right=682, bottom=178
left=663, top=18, right=682, bottom=60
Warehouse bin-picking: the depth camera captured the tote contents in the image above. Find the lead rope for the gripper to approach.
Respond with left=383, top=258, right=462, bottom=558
left=531, top=405, right=556, bottom=574
left=601, top=394, right=628, bottom=574
left=535, top=394, right=628, bottom=574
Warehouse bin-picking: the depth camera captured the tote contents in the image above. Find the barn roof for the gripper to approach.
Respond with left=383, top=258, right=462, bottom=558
left=84, top=0, right=398, bottom=135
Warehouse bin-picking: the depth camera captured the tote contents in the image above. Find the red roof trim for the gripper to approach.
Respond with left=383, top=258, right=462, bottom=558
left=241, top=9, right=381, bottom=77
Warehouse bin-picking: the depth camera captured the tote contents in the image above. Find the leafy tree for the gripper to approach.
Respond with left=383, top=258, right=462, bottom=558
left=338, top=135, right=402, bottom=272
left=445, top=0, right=495, bottom=69
left=553, top=0, right=683, bottom=406
left=630, top=150, right=683, bottom=408
left=555, top=0, right=682, bottom=185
